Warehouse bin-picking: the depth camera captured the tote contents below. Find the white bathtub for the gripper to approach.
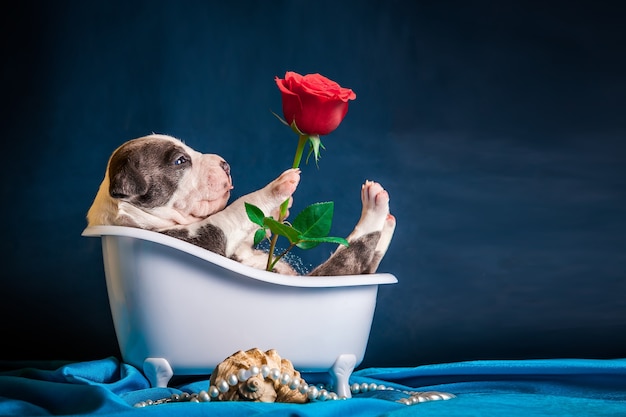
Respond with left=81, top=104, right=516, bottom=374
left=82, top=225, right=397, bottom=397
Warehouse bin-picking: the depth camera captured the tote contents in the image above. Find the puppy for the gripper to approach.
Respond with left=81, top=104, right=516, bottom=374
left=87, top=134, right=395, bottom=276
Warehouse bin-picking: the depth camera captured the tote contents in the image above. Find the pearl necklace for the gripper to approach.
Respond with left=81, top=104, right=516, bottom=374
left=134, top=364, right=455, bottom=407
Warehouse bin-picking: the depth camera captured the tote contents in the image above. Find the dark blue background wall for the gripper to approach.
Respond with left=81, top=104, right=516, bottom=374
left=2, top=1, right=625, bottom=368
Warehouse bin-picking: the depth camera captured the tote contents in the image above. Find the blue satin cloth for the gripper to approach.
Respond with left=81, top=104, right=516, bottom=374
left=1, top=357, right=625, bottom=416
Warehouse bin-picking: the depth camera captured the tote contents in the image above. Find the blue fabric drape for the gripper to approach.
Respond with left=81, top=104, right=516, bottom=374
left=1, top=357, right=625, bottom=416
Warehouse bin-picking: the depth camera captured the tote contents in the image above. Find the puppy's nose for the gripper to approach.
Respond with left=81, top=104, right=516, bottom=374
left=221, top=160, right=231, bottom=176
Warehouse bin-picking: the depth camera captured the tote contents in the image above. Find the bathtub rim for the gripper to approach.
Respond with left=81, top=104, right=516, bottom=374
left=83, top=225, right=398, bottom=288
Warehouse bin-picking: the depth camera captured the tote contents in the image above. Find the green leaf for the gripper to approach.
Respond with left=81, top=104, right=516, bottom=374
left=296, top=235, right=349, bottom=250
left=253, top=229, right=267, bottom=246
left=295, top=240, right=320, bottom=250
left=292, top=202, right=334, bottom=239
left=263, top=217, right=301, bottom=244
left=245, top=202, right=266, bottom=227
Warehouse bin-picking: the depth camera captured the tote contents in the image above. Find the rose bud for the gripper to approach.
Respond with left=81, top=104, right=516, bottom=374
left=275, top=71, right=356, bottom=136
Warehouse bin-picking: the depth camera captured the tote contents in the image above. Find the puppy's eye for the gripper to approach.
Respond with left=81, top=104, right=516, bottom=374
left=174, top=156, right=189, bottom=166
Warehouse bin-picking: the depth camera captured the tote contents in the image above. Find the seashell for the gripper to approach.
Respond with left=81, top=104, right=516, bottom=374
left=209, top=348, right=308, bottom=403
left=238, top=375, right=266, bottom=400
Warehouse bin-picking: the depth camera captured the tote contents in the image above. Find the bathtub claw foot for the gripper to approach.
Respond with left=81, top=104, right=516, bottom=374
left=143, top=358, right=174, bottom=387
left=330, top=354, right=357, bottom=398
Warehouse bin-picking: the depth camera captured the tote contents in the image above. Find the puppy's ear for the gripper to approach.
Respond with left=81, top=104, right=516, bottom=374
left=108, top=159, right=148, bottom=199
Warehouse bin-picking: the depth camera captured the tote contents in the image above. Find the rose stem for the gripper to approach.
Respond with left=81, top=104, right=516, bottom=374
left=266, top=134, right=308, bottom=271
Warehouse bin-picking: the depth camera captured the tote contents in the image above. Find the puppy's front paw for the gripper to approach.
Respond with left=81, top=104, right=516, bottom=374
left=271, top=168, right=300, bottom=199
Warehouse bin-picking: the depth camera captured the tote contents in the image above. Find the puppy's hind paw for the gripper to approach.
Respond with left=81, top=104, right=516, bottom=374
left=361, top=180, right=390, bottom=216
left=354, top=180, right=390, bottom=235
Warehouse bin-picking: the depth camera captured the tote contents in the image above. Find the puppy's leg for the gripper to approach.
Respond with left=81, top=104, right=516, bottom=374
left=309, top=181, right=394, bottom=276
left=364, top=214, right=396, bottom=273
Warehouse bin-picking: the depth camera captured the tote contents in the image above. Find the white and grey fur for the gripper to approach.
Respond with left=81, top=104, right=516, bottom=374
left=87, top=134, right=395, bottom=276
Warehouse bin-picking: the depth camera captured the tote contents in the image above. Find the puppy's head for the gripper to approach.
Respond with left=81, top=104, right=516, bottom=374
left=87, top=134, right=233, bottom=229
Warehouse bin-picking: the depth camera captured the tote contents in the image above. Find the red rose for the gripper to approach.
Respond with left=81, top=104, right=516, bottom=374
left=275, top=71, right=356, bottom=136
